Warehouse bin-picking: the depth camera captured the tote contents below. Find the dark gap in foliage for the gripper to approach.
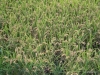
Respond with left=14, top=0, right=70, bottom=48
left=92, top=30, right=100, bottom=50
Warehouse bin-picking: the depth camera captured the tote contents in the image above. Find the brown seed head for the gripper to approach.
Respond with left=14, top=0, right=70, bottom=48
left=54, top=50, right=62, bottom=56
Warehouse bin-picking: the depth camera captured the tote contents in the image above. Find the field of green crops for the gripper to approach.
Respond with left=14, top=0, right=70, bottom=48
left=0, top=0, right=100, bottom=75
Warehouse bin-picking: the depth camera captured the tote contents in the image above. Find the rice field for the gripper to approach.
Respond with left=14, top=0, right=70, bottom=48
left=0, top=0, right=100, bottom=75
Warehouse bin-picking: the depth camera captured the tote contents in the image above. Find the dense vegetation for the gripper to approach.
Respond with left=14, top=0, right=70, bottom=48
left=0, top=0, right=100, bottom=75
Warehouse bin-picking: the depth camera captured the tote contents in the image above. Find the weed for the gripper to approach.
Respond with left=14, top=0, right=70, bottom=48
left=0, top=0, right=100, bottom=75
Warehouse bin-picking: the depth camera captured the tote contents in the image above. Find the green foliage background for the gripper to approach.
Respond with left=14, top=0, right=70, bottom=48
left=0, top=0, right=100, bottom=75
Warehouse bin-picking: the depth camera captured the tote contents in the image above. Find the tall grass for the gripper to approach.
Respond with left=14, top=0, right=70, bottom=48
left=0, top=0, right=100, bottom=75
